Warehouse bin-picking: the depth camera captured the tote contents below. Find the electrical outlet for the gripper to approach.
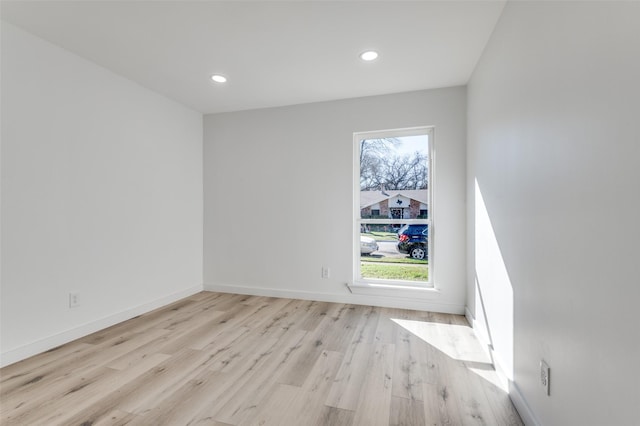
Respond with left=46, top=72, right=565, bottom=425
left=321, top=266, right=330, bottom=279
left=540, top=360, right=550, bottom=396
left=69, top=292, right=80, bottom=308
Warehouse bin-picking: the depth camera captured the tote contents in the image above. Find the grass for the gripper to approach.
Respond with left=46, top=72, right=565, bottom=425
left=361, top=231, right=398, bottom=242
left=361, top=256, right=427, bottom=265
left=360, top=263, right=429, bottom=282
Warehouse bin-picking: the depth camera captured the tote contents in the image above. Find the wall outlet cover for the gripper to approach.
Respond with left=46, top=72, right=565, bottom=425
left=540, top=360, right=550, bottom=396
left=69, top=292, right=80, bottom=308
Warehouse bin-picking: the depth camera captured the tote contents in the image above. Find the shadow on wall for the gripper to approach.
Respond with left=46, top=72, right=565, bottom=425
left=472, top=178, right=514, bottom=386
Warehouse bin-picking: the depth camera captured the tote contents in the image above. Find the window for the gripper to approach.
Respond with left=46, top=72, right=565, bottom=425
left=354, top=127, right=433, bottom=287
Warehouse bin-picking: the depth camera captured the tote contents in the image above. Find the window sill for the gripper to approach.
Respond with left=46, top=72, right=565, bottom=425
left=347, top=281, right=440, bottom=299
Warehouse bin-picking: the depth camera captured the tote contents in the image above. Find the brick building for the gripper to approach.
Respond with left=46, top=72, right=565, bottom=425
left=360, top=190, right=428, bottom=219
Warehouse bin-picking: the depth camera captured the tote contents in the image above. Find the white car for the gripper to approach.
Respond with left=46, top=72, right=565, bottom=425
left=360, top=235, right=379, bottom=255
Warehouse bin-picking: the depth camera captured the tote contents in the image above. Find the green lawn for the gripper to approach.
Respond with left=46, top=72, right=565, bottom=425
left=360, top=263, right=429, bottom=281
left=361, top=256, right=427, bottom=265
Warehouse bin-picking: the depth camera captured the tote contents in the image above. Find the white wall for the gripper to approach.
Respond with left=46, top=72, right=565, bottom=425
left=204, top=88, right=467, bottom=313
left=467, top=2, right=640, bottom=425
left=1, top=23, right=203, bottom=366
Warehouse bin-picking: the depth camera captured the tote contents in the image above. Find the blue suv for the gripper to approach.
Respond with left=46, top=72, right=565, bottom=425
left=397, top=224, right=428, bottom=260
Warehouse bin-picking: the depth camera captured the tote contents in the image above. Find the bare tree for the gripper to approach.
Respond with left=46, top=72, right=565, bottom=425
left=360, top=138, right=401, bottom=191
left=360, top=139, right=428, bottom=191
left=359, top=138, right=400, bottom=165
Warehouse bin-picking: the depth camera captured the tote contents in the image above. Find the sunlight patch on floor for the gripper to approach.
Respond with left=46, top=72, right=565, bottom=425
left=391, top=318, right=508, bottom=392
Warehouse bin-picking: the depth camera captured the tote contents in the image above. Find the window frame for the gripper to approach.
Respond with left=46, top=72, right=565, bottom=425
left=353, top=126, right=435, bottom=288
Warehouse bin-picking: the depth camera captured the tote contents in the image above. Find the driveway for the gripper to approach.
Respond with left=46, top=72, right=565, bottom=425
left=373, top=241, right=404, bottom=259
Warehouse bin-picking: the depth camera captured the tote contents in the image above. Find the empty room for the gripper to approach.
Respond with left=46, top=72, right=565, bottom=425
left=1, top=1, right=639, bottom=425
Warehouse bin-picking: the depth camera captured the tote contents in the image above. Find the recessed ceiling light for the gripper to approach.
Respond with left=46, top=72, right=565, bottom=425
left=360, top=50, right=379, bottom=61
left=211, top=74, right=227, bottom=83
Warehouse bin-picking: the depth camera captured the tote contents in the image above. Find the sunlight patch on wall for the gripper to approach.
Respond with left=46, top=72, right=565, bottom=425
left=474, top=178, right=514, bottom=381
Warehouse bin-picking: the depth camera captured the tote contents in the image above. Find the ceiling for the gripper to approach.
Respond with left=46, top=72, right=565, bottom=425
left=1, top=1, right=506, bottom=114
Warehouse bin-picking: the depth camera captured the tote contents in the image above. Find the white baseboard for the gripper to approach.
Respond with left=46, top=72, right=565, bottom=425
left=0, top=284, right=203, bottom=368
left=204, top=282, right=465, bottom=314
left=465, top=306, right=483, bottom=335
left=465, top=306, right=540, bottom=426
left=509, top=380, right=541, bottom=426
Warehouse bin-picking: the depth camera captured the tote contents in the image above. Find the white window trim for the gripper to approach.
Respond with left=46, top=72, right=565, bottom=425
left=352, top=126, right=436, bottom=294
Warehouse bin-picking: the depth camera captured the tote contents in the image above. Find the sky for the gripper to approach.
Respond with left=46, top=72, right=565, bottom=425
left=391, top=134, right=428, bottom=157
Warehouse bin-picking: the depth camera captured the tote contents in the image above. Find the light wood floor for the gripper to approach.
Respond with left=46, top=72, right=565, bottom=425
left=0, top=292, right=523, bottom=425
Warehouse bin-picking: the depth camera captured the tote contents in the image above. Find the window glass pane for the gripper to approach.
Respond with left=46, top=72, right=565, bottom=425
left=360, top=222, right=429, bottom=283
left=359, top=135, right=429, bottom=220
left=357, top=133, right=430, bottom=284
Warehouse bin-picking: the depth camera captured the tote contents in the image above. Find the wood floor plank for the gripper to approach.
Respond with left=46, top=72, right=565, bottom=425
left=324, top=304, right=379, bottom=410
left=155, top=309, right=227, bottom=355
left=392, top=327, right=426, bottom=402
left=351, top=343, right=395, bottom=426
left=106, top=331, right=176, bottom=371
left=274, top=350, right=344, bottom=426
left=211, top=329, right=308, bottom=424
left=315, top=406, right=356, bottom=426
left=441, top=356, right=497, bottom=425
left=127, top=368, right=226, bottom=426
left=423, top=380, right=464, bottom=425
left=196, top=299, right=285, bottom=346
left=374, top=308, right=401, bottom=344
left=3, top=365, right=115, bottom=425
left=277, top=303, right=361, bottom=387
left=390, top=396, right=426, bottom=426
left=236, top=297, right=296, bottom=332
left=112, top=349, right=216, bottom=415
left=54, top=356, right=176, bottom=426
left=151, top=299, right=232, bottom=333
left=474, top=367, right=524, bottom=426
left=92, top=409, right=139, bottom=426
left=79, top=294, right=217, bottom=345
left=5, top=352, right=168, bottom=426
left=295, top=300, right=333, bottom=331
left=0, top=342, right=94, bottom=396
left=241, top=383, right=300, bottom=426
left=325, top=340, right=374, bottom=410
left=188, top=331, right=308, bottom=424
left=322, top=305, right=364, bottom=351
left=0, top=291, right=523, bottom=426
left=192, top=325, right=253, bottom=364
left=274, top=330, right=327, bottom=387
left=1, top=328, right=169, bottom=419
left=189, top=292, right=246, bottom=313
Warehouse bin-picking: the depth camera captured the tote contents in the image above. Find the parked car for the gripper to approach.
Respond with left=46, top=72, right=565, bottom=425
left=360, top=235, right=379, bottom=255
left=397, top=224, right=428, bottom=259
